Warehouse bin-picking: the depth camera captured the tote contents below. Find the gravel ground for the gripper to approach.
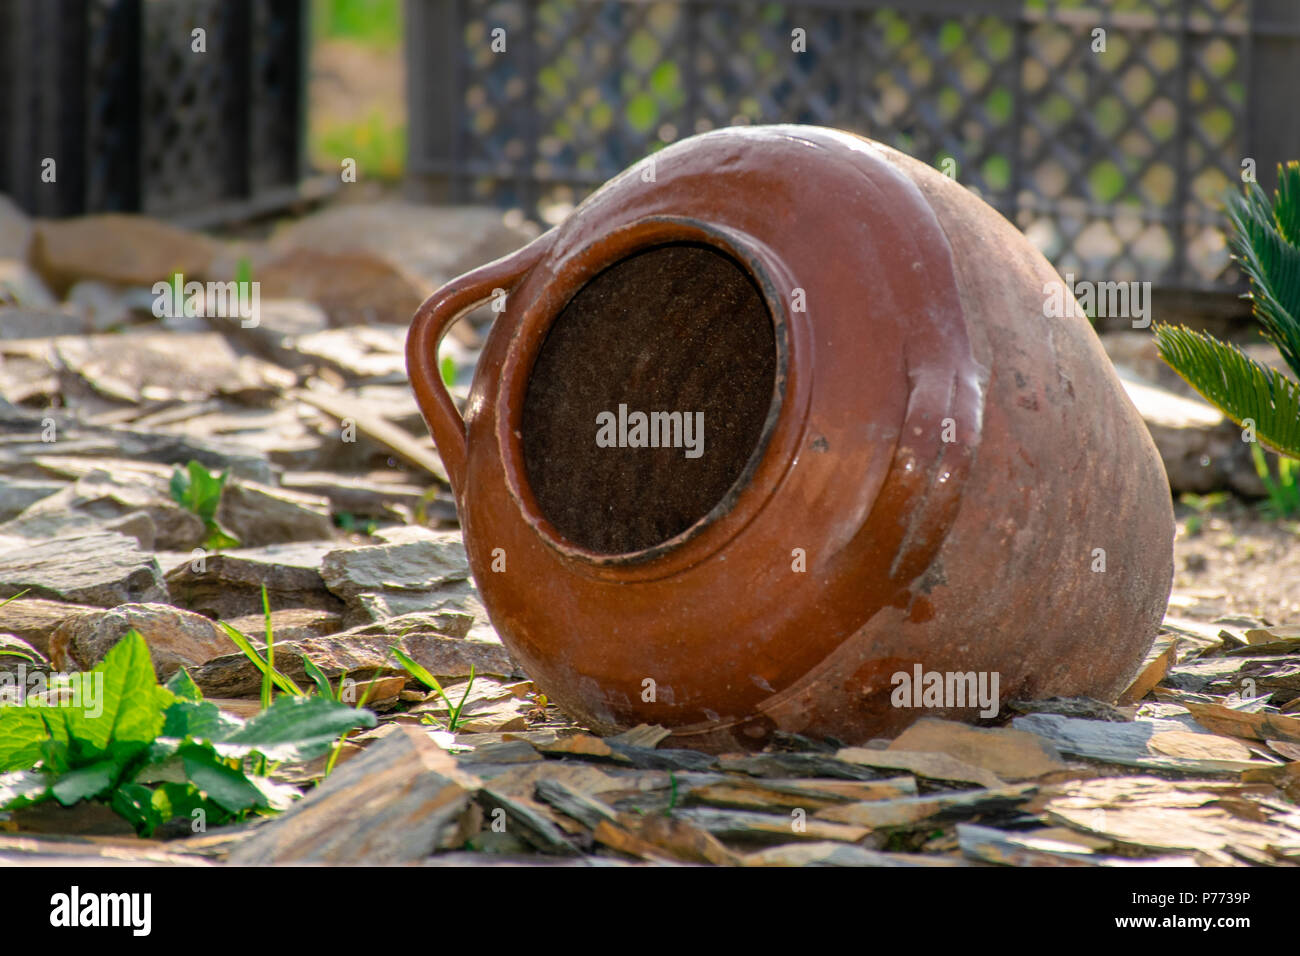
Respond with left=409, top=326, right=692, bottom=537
left=1171, top=493, right=1300, bottom=624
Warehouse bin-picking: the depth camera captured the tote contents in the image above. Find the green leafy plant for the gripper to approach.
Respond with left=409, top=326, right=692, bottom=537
left=170, top=460, right=241, bottom=551
left=216, top=585, right=390, bottom=776
left=0, top=631, right=374, bottom=836
left=1251, top=442, right=1300, bottom=518
left=1155, top=162, right=1300, bottom=463
left=391, top=647, right=476, bottom=732
left=313, top=0, right=401, bottom=50
left=335, top=511, right=379, bottom=536
left=315, top=111, right=407, bottom=181
left=1178, top=491, right=1229, bottom=536
left=413, top=486, right=443, bottom=527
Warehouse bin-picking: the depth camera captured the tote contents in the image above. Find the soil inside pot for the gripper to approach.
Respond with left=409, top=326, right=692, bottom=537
left=522, top=242, right=777, bottom=555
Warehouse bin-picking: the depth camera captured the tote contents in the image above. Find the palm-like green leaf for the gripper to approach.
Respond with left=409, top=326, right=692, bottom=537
left=1154, top=324, right=1300, bottom=459
left=1273, top=159, right=1300, bottom=247
left=1225, top=163, right=1300, bottom=377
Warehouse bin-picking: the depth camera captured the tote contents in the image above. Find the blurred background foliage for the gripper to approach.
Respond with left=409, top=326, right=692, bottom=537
left=309, top=0, right=406, bottom=181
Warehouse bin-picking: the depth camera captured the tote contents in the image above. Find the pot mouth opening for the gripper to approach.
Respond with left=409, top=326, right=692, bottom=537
left=519, top=241, right=779, bottom=559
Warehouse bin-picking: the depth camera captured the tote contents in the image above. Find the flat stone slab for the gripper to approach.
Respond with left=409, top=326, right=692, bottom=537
left=0, top=531, right=167, bottom=607
left=0, top=477, right=64, bottom=522
left=53, top=333, right=294, bottom=406
left=0, top=469, right=204, bottom=550
left=227, top=724, right=480, bottom=864
left=321, top=530, right=473, bottom=627
left=322, top=529, right=468, bottom=582
left=0, top=413, right=273, bottom=485
left=0, top=597, right=87, bottom=657
left=49, top=602, right=235, bottom=678
left=188, top=628, right=520, bottom=698
left=0, top=308, right=87, bottom=340
left=214, top=480, right=334, bottom=548
left=164, top=541, right=342, bottom=620
left=30, top=214, right=219, bottom=295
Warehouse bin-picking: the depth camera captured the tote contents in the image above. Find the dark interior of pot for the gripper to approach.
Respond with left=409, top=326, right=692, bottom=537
left=522, top=242, right=777, bottom=555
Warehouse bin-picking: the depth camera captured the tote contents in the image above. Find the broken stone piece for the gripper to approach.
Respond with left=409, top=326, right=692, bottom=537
left=0, top=532, right=166, bottom=607
left=188, top=628, right=518, bottom=698
left=224, top=607, right=342, bottom=644
left=228, top=724, right=480, bottom=864
left=30, top=214, right=220, bottom=295
left=0, top=477, right=64, bottom=522
left=164, top=542, right=341, bottom=620
left=0, top=469, right=205, bottom=550
left=257, top=251, right=431, bottom=330
left=887, top=717, right=1068, bottom=781
left=214, top=480, right=334, bottom=547
left=0, top=597, right=87, bottom=658
left=48, top=602, right=234, bottom=678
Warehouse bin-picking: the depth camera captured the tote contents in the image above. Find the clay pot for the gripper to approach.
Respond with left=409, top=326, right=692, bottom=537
left=407, top=125, right=1173, bottom=750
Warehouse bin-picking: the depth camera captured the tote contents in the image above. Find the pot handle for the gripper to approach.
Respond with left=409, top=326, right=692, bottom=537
left=406, top=236, right=551, bottom=495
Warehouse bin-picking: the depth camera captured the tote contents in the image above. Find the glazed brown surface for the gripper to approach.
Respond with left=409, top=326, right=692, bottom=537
left=407, top=124, right=1174, bottom=750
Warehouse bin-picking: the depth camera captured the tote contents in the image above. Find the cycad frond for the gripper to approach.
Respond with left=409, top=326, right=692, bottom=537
left=1273, top=159, right=1300, bottom=247
left=1225, top=162, right=1300, bottom=377
left=1154, top=324, right=1300, bottom=459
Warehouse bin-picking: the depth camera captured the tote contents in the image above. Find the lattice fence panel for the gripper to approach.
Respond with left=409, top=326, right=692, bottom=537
left=249, top=0, right=307, bottom=194
left=412, top=0, right=1285, bottom=291
left=141, top=0, right=233, bottom=215
left=0, top=0, right=309, bottom=223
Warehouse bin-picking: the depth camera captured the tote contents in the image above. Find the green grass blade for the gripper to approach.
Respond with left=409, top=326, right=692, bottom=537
left=301, top=655, right=333, bottom=698
left=261, top=585, right=274, bottom=710
left=390, top=646, right=446, bottom=697
left=216, top=622, right=304, bottom=698
left=449, top=665, right=476, bottom=730
left=323, top=648, right=394, bottom=777
left=390, top=644, right=457, bottom=726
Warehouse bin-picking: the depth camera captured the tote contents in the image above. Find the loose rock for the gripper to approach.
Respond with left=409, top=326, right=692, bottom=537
left=30, top=215, right=219, bottom=295
left=0, top=597, right=86, bottom=657
left=0, top=308, right=87, bottom=340
left=887, top=717, right=1068, bottom=781
left=228, top=724, right=480, bottom=864
left=164, top=542, right=341, bottom=620
left=0, top=260, right=58, bottom=310
left=188, top=628, right=518, bottom=698
left=48, top=602, right=234, bottom=677
left=224, top=607, right=343, bottom=644
left=320, top=528, right=471, bottom=625
left=1012, top=713, right=1266, bottom=774
left=214, top=480, right=334, bottom=547
left=262, top=201, right=539, bottom=293
left=0, top=477, right=63, bottom=521
left=53, top=333, right=293, bottom=406
left=0, top=196, right=33, bottom=260
left=256, top=250, right=430, bottom=329
left=1, top=469, right=205, bottom=549
left=0, top=532, right=167, bottom=607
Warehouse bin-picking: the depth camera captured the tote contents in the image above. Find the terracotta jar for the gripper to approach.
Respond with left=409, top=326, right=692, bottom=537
left=407, top=125, right=1173, bottom=751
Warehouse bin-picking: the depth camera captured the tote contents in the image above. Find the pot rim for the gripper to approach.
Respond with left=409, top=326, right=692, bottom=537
left=494, top=214, right=812, bottom=581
